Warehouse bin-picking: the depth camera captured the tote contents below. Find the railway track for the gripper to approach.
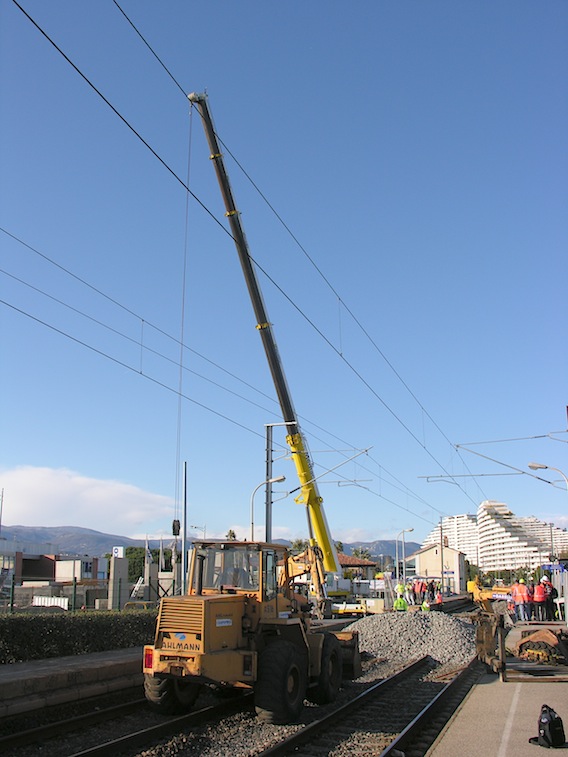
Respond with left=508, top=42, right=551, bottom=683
left=257, top=656, right=483, bottom=757
left=0, top=689, right=253, bottom=757
left=1, top=655, right=483, bottom=757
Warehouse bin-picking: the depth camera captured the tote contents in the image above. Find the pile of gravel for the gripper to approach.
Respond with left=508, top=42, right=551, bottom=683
left=346, top=611, right=476, bottom=669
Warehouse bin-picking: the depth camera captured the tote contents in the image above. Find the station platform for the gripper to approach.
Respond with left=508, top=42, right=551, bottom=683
left=0, top=647, right=144, bottom=717
left=427, top=670, right=568, bottom=756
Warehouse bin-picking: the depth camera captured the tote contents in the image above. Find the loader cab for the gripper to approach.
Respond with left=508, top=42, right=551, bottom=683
left=189, top=542, right=290, bottom=605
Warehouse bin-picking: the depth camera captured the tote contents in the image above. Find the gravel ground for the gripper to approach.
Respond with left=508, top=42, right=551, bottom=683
left=346, top=610, right=477, bottom=677
left=5, top=611, right=477, bottom=757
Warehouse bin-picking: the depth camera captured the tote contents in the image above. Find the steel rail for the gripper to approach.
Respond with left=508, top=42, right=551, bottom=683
left=68, top=693, right=254, bottom=757
left=380, top=657, right=480, bottom=755
left=255, top=656, right=431, bottom=757
left=0, top=698, right=146, bottom=751
left=0, top=693, right=252, bottom=756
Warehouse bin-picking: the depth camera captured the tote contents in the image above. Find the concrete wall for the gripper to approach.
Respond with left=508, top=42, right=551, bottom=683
left=108, top=557, right=130, bottom=610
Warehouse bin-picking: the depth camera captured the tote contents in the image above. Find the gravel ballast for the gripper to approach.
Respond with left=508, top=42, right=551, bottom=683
left=346, top=610, right=476, bottom=674
left=5, top=610, right=478, bottom=757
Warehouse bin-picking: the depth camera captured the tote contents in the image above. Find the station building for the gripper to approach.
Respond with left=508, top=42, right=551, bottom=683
left=405, top=544, right=467, bottom=595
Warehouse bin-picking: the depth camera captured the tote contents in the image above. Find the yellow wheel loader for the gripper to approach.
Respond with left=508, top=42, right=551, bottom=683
left=143, top=541, right=359, bottom=723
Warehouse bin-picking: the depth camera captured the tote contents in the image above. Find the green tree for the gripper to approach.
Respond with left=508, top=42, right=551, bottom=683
left=291, top=538, right=309, bottom=553
left=352, top=547, right=371, bottom=561
left=125, top=547, right=146, bottom=583
left=335, top=541, right=344, bottom=554
left=226, top=529, right=237, bottom=540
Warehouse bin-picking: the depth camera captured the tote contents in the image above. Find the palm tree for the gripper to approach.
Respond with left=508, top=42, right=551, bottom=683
left=291, top=538, right=309, bottom=553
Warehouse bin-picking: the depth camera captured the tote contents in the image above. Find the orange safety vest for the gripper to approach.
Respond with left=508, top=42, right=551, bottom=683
left=511, top=584, right=529, bottom=604
left=533, top=583, right=546, bottom=603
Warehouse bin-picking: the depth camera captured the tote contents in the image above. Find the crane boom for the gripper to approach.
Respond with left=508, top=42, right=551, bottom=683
left=188, top=92, right=339, bottom=573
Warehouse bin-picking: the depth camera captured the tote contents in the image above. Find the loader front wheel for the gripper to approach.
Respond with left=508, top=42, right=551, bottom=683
left=307, top=632, right=342, bottom=704
left=144, top=674, right=201, bottom=714
left=255, top=640, right=307, bottom=724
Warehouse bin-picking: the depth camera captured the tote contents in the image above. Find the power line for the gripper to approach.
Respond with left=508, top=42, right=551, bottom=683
left=1, top=296, right=265, bottom=440
left=2, top=263, right=442, bottom=520
left=11, top=0, right=229, bottom=242
left=109, top=2, right=483, bottom=506
left=11, top=2, right=479, bottom=521
left=112, top=0, right=187, bottom=98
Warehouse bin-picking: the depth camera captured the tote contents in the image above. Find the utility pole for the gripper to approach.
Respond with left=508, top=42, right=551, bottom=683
left=440, top=517, right=444, bottom=594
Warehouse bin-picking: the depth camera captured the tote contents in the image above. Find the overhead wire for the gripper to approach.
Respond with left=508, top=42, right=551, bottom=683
left=1, top=297, right=265, bottom=441
left=11, top=0, right=231, bottom=245
left=109, top=1, right=481, bottom=513
left=11, top=1, right=478, bottom=527
left=107, top=2, right=467, bottom=480
left=2, top=240, right=442, bottom=521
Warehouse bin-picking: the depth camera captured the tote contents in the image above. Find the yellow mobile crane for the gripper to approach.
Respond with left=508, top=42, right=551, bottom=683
left=143, top=94, right=359, bottom=724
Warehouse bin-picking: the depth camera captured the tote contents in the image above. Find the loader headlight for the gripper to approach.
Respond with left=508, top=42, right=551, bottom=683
left=243, top=654, right=253, bottom=677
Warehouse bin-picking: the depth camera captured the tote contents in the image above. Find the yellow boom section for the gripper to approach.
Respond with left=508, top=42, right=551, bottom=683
left=287, top=432, right=339, bottom=573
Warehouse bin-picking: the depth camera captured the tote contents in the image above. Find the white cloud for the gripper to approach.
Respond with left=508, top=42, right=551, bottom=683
left=0, top=466, right=173, bottom=537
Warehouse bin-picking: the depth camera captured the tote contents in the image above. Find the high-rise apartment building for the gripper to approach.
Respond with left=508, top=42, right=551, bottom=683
left=421, top=501, right=568, bottom=572
left=422, top=514, right=479, bottom=565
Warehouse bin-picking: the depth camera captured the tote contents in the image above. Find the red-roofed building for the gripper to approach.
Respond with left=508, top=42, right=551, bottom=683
left=337, top=552, right=377, bottom=580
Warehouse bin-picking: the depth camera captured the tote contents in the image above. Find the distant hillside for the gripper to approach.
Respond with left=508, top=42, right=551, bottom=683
left=0, top=525, right=422, bottom=560
left=0, top=525, right=152, bottom=557
left=341, top=540, right=421, bottom=560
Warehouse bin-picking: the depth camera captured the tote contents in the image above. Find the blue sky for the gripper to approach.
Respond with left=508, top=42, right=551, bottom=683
left=1, top=1, right=566, bottom=548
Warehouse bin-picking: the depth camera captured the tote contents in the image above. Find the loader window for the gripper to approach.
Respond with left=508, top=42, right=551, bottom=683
left=195, top=546, right=260, bottom=592
left=263, top=550, right=278, bottom=601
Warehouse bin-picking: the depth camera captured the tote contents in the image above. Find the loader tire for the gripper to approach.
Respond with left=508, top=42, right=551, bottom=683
left=144, top=674, right=201, bottom=715
left=255, top=640, right=307, bottom=724
left=307, top=632, right=342, bottom=705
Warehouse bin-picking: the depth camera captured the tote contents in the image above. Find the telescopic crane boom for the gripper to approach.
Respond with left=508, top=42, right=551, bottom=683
left=188, top=92, right=339, bottom=574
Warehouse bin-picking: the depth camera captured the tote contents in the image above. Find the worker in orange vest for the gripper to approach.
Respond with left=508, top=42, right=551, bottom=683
left=532, top=578, right=546, bottom=621
left=511, top=578, right=530, bottom=621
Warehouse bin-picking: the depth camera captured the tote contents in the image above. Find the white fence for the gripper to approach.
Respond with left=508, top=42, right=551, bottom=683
left=32, top=595, right=69, bottom=610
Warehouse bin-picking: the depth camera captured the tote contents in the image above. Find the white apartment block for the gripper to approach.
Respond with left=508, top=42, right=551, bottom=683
left=422, top=514, right=479, bottom=565
left=422, top=502, right=568, bottom=572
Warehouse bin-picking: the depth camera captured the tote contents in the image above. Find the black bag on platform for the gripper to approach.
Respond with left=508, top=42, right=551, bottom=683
left=529, top=704, right=566, bottom=748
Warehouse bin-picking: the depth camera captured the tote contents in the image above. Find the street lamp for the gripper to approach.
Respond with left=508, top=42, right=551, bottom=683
left=250, top=476, right=286, bottom=541
left=528, top=462, right=568, bottom=492
left=395, top=528, right=414, bottom=584
left=529, top=463, right=567, bottom=564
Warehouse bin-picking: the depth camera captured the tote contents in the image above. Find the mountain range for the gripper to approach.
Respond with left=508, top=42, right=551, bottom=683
left=0, top=524, right=421, bottom=561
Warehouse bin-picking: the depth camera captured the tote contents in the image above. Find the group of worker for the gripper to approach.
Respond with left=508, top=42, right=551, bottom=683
left=510, top=575, right=558, bottom=622
left=393, top=578, right=443, bottom=612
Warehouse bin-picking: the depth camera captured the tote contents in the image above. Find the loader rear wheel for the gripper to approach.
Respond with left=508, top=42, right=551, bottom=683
left=307, top=632, right=342, bottom=705
left=255, top=640, right=307, bottom=724
left=144, top=674, right=201, bottom=714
